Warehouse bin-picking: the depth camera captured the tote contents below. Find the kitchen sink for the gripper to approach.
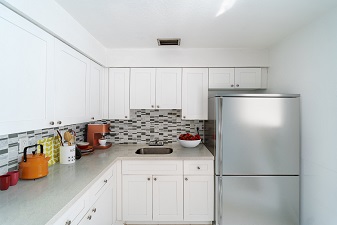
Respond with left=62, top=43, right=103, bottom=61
left=135, top=148, right=173, bottom=154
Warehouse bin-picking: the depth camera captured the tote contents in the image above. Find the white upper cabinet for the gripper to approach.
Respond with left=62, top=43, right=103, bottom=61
left=130, top=68, right=156, bottom=109
left=209, top=68, right=263, bottom=89
left=130, top=68, right=182, bottom=110
left=108, top=68, right=130, bottom=120
left=155, top=68, right=182, bottom=109
left=0, top=5, right=55, bottom=135
left=208, top=68, right=235, bottom=89
left=54, top=39, right=90, bottom=126
left=89, top=61, right=103, bottom=121
left=182, top=68, right=208, bottom=120
left=234, top=68, right=262, bottom=88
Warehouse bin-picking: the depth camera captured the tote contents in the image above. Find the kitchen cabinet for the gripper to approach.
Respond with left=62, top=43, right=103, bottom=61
left=209, top=68, right=263, bottom=89
left=88, top=61, right=104, bottom=121
left=183, top=160, right=214, bottom=221
left=0, top=5, right=55, bottom=135
left=122, top=175, right=152, bottom=221
left=108, top=68, right=130, bottom=119
left=78, top=181, right=113, bottom=225
left=130, top=68, right=155, bottom=109
left=54, top=166, right=114, bottom=225
left=182, top=68, right=208, bottom=120
left=130, top=68, right=182, bottom=109
left=122, top=160, right=183, bottom=222
left=155, top=68, right=182, bottom=109
left=54, top=39, right=90, bottom=126
left=153, top=175, right=183, bottom=221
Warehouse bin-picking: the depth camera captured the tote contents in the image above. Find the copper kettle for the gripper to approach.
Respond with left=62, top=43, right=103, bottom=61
left=19, top=144, right=50, bottom=180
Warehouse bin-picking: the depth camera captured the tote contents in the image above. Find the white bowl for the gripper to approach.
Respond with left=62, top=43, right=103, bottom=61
left=178, top=139, right=201, bottom=148
left=98, top=139, right=107, bottom=146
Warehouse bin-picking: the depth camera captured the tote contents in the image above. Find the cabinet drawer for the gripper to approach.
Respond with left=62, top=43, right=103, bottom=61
left=86, top=166, right=113, bottom=205
left=184, top=160, right=214, bottom=175
left=122, top=160, right=183, bottom=175
left=54, top=197, right=86, bottom=225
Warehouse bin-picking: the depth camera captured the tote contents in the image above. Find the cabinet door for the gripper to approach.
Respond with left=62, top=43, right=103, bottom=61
left=209, top=68, right=235, bottom=89
left=184, top=176, right=214, bottom=221
left=0, top=5, right=54, bottom=135
left=182, top=68, right=208, bottom=120
left=108, top=68, right=130, bottom=120
left=122, top=175, right=152, bottom=221
left=79, top=182, right=113, bottom=225
left=153, top=176, right=183, bottom=221
left=89, top=61, right=103, bottom=121
left=156, top=68, right=182, bottom=109
left=54, top=39, right=90, bottom=126
left=130, top=68, right=156, bottom=109
left=234, top=68, right=262, bottom=88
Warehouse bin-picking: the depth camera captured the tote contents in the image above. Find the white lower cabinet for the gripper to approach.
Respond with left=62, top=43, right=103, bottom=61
left=122, top=175, right=152, bottom=221
left=79, top=181, right=113, bottom=225
left=122, top=175, right=183, bottom=222
left=121, top=160, right=213, bottom=223
left=153, top=175, right=183, bottom=221
left=184, top=175, right=214, bottom=221
left=52, top=166, right=114, bottom=225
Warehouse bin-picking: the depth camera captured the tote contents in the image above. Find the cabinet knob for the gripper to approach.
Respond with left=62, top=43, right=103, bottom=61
left=92, top=208, right=97, bottom=213
left=185, top=178, right=188, bottom=181
left=197, top=166, right=200, bottom=170
left=91, top=117, right=95, bottom=120
left=236, top=84, right=239, bottom=87
left=147, top=178, right=151, bottom=181
left=104, top=179, right=107, bottom=183
left=65, top=220, right=71, bottom=225
left=57, top=121, right=62, bottom=125
left=125, top=116, right=127, bottom=118
left=151, top=105, right=154, bottom=108
left=50, top=121, right=55, bottom=125
left=231, top=84, right=234, bottom=87
left=87, top=215, right=92, bottom=220
left=183, top=116, right=186, bottom=119
left=157, top=105, right=159, bottom=108
left=154, top=178, right=157, bottom=181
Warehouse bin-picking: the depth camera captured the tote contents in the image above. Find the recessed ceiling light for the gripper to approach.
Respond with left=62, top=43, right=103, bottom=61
left=157, top=38, right=181, bottom=46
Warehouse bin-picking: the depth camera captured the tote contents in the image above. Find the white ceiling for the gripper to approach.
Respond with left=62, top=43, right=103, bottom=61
left=55, top=0, right=337, bottom=49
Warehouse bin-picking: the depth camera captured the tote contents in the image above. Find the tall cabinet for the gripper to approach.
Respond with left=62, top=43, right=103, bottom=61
left=0, top=5, right=54, bottom=135
left=108, top=68, right=130, bottom=120
left=88, top=61, right=104, bottom=121
left=182, top=68, right=208, bottom=120
left=54, top=39, right=91, bottom=126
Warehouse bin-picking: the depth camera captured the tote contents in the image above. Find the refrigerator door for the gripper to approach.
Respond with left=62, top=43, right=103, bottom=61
left=215, top=176, right=299, bottom=225
left=215, top=96, right=300, bottom=175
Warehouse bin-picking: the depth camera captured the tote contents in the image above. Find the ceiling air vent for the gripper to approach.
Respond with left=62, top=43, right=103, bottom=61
left=157, top=38, right=181, bottom=46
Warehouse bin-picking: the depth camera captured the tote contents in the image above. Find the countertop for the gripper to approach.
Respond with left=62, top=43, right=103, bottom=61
left=0, top=143, right=213, bottom=225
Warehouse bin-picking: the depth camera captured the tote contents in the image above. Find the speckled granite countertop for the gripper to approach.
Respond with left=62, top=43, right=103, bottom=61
left=0, top=143, right=213, bottom=225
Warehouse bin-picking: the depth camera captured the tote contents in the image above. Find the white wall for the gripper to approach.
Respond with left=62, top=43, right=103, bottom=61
left=106, top=48, right=269, bottom=67
left=266, top=7, right=337, bottom=225
left=0, top=0, right=106, bottom=65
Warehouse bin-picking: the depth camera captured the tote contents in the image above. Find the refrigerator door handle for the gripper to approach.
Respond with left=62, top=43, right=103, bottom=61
left=218, top=176, right=223, bottom=225
left=217, top=97, right=223, bottom=176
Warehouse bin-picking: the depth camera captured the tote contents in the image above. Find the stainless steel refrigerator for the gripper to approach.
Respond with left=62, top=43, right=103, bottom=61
left=205, top=94, right=300, bottom=225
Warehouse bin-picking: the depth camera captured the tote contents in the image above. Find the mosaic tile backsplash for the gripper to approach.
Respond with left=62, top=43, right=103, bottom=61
left=0, top=123, right=86, bottom=175
left=104, top=109, right=204, bottom=144
left=0, top=109, right=203, bottom=175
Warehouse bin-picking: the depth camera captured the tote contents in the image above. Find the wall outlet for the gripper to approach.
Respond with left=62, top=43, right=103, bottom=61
left=19, top=137, right=29, bottom=153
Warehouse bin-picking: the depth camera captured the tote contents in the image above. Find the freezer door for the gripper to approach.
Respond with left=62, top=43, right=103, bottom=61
left=216, top=97, right=300, bottom=175
left=215, top=176, right=299, bottom=225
